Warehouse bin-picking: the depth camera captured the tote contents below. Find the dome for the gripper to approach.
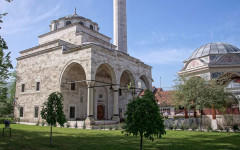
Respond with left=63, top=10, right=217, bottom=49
left=64, top=14, right=86, bottom=19
left=188, top=42, right=240, bottom=60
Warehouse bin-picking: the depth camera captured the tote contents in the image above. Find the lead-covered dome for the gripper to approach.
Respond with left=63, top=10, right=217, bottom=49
left=189, top=42, right=240, bottom=60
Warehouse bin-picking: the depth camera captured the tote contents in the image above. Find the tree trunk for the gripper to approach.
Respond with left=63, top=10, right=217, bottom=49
left=184, top=108, right=189, bottom=119
left=212, top=107, right=216, bottom=120
left=200, top=110, right=203, bottom=132
left=50, top=125, right=53, bottom=145
left=140, top=134, right=143, bottom=150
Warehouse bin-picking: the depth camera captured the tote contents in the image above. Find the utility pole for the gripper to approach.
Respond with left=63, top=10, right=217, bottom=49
left=160, top=77, right=162, bottom=89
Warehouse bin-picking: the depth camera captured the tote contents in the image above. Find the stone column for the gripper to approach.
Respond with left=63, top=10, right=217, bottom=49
left=112, top=85, right=120, bottom=122
left=85, top=81, right=95, bottom=125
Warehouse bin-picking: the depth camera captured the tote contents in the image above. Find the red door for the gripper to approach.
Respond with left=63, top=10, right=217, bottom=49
left=97, top=105, right=104, bottom=120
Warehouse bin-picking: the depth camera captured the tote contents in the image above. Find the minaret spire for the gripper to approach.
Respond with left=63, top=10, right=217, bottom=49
left=113, top=0, right=128, bottom=53
left=74, top=7, right=77, bottom=15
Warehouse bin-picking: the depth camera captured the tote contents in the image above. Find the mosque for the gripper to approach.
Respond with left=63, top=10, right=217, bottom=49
left=14, top=0, right=152, bottom=125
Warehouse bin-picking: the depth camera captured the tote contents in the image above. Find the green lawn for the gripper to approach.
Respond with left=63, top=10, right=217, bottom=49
left=0, top=124, right=239, bottom=150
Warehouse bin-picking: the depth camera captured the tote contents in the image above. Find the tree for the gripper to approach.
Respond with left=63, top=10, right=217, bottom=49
left=172, top=76, right=232, bottom=130
left=41, top=92, right=66, bottom=145
left=0, top=0, right=13, bottom=117
left=123, top=89, right=166, bottom=150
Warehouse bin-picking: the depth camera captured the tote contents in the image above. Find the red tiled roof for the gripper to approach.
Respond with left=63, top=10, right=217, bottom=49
left=139, top=88, right=173, bottom=106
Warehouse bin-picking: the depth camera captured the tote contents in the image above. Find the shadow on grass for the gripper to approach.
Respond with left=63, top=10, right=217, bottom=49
left=0, top=125, right=240, bottom=150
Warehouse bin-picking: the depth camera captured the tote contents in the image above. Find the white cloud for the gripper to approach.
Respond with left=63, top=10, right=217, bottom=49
left=0, top=0, right=61, bottom=35
left=131, top=48, right=193, bottom=65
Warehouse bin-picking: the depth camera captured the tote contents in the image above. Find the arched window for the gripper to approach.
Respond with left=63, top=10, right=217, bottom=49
left=66, top=21, right=72, bottom=26
left=90, top=25, right=94, bottom=30
left=79, top=22, right=84, bottom=26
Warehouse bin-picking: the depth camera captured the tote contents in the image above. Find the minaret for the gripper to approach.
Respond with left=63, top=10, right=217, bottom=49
left=113, top=0, right=128, bottom=53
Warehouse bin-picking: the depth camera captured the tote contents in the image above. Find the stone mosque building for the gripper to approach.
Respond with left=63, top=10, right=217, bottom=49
left=14, top=0, right=152, bottom=124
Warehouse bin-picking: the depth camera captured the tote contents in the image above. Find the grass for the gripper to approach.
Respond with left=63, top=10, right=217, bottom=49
left=0, top=124, right=240, bottom=150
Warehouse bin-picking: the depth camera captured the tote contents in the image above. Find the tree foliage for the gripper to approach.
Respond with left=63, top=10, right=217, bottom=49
left=172, top=75, right=234, bottom=112
left=123, top=89, right=166, bottom=150
left=41, top=92, right=66, bottom=145
left=0, top=0, right=13, bottom=117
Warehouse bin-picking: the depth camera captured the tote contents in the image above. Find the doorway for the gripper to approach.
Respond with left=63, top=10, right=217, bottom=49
left=97, top=105, right=104, bottom=120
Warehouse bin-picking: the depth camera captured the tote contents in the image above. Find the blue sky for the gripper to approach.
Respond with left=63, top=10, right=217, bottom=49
left=1, top=0, right=240, bottom=89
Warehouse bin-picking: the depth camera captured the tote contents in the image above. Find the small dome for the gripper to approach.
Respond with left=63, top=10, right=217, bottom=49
left=64, top=14, right=85, bottom=19
left=189, top=42, right=240, bottom=60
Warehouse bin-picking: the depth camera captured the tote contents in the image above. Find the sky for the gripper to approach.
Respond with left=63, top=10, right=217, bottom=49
left=1, top=0, right=240, bottom=90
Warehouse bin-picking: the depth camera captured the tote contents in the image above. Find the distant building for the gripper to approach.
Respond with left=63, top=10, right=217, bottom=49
left=178, top=42, right=240, bottom=129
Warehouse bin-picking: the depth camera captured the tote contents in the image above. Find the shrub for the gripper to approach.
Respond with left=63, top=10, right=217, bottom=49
left=109, top=125, right=113, bottom=130
left=114, top=124, right=119, bottom=130
left=169, top=124, right=173, bottom=130
left=207, top=125, right=212, bottom=132
left=35, top=120, right=39, bottom=126
left=91, top=126, right=94, bottom=130
left=173, top=124, right=178, bottom=130
left=191, top=124, right=198, bottom=131
left=74, top=122, right=78, bottom=129
left=233, top=124, right=239, bottom=132
left=41, top=120, right=45, bottom=126
left=180, top=124, right=185, bottom=131
left=225, top=126, right=230, bottom=132
left=218, top=125, right=223, bottom=132
left=66, top=122, right=70, bottom=128
left=82, top=122, right=86, bottom=129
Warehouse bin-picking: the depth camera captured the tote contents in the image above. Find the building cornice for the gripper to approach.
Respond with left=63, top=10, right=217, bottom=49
left=38, top=23, right=111, bottom=40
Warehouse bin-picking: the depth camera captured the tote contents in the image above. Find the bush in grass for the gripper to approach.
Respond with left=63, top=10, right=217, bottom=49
left=191, top=124, right=198, bottom=131
left=36, top=120, right=40, bottom=126
left=218, top=125, right=223, bottom=132
left=233, top=124, right=239, bottom=132
left=109, top=125, right=113, bottom=130
left=180, top=124, right=185, bottom=131
left=82, top=121, right=86, bottom=129
left=91, top=125, right=94, bottom=130
left=169, top=124, right=173, bottom=130
left=41, top=120, right=45, bottom=126
left=114, top=124, right=119, bottom=130
left=207, top=125, right=212, bottom=132
left=225, top=126, right=230, bottom=132
left=173, top=124, right=178, bottom=130
left=74, top=122, right=78, bottom=129
left=66, top=122, right=70, bottom=128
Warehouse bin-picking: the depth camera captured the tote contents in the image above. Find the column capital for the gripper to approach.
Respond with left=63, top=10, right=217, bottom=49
left=86, top=81, right=95, bottom=87
left=112, top=85, right=120, bottom=91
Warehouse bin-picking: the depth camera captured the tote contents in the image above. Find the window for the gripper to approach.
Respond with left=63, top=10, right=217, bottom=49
left=66, top=21, right=71, bottom=26
left=99, top=94, right=103, bottom=99
left=79, top=22, right=84, bottom=26
left=71, top=82, right=75, bottom=90
left=20, top=107, right=24, bottom=117
left=69, top=106, right=75, bottom=118
left=90, top=25, right=93, bottom=30
left=34, top=106, right=39, bottom=118
left=36, top=82, right=40, bottom=91
left=119, top=89, right=122, bottom=96
left=21, top=84, right=25, bottom=92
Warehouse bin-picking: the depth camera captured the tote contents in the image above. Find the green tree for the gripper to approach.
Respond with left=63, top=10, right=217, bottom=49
left=0, top=0, right=13, bottom=117
left=41, top=92, right=66, bottom=145
left=123, top=89, right=166, bottom=150
left=172, top=76, right=232, bottom=130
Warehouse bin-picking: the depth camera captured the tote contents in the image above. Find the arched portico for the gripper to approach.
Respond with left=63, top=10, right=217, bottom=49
left=139, top=75, right=150, bottom=89
left=60, top=62, right=87, bottom=120
left=119, top=70, right=135, bottom=118
left=94, top=63, right=118, bottom=121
